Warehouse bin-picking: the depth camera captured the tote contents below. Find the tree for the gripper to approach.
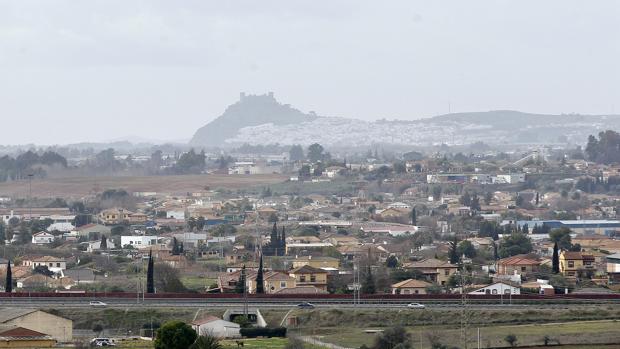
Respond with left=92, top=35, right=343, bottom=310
left=504, top=334, right=518, bottom=347
left=289, top=145, right=305, bottom=162
left=498, top=233, right=533, bottom=258
left=307, top=143, right=325, bottom=163
left=190, top=335, right=223, bottom=349
left=147, top=250, right=155, bottom=293
left=0, top=223, right=6, bottom=245
left=457, top=240, right=476, bottom=258
left=154, top=321, right=197, bottom=349
left=386, top=255, right=398, bottom=268
left=535, top=192, right=540, bottom=205
left=484, top=191, right=493, bottom=205
left=549, top=227, right=572, bottom=251
left=372, top=326, right=411, bottom=349
left=154, top=263, right=187, bottom=293
left=92, top=323, right=104, bottom=336
left=411, top=208, right=417, bottom=226
left=5, top=260, right=12, bottom=293
left=33, top=265, right=54, bottom=277
left=100, top=235, right=107, bottom=250
left=361, top=265, right=376, bottom=294
left=284, top=337, right=305, bottom=349
left=552, top=242, right=560, bottom=274
left=172, top=237, right=181, bottom=255
left=449, top=234, right=460, bottom=264
left=236, top=265, right=246, bottom=294
left=255, top=254, right=265, bottom=294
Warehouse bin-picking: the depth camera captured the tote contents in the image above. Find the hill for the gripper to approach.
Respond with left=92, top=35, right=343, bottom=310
left=189, top=92, right=318, bottom=146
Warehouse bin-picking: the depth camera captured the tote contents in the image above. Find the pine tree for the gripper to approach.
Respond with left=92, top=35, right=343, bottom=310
left=100, top=235, right=107, bottom=249
left=552, top=242, right=560, bottom=274
left=255, top=255, right=264, bottom=294
left=5, top=260, right=12, bottom=293
left=361, top=265, right=376, bottom=294
left=535, top=192, right=540, bottom=206
left=236, top=265, right=246, bottom=294
left=411, top=208, right=417, bottom=225
left=146, top=250, right=155, bottom=293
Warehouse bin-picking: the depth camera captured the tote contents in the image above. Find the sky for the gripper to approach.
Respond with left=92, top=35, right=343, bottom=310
left=0, top=0, right=619, bottom=145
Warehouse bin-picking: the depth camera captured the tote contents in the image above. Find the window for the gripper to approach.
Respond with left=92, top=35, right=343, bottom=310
left=280, top=282, right=287, bottom=288
left=300, top=276, right=306, bottom=282
left=56, top=263, right=60, bottom=267
left=310, top=275, right=316, bottom=282
left=521, top=266, right=526, bottom=272
left=444, top=269, right=450, bottom=276
left=492, top=289, right=498, bottom=294
left=414, top=290, right=419, bottom=294
left=568, top=261, right=574, bottom=268
left=49, top=263, right=52, bottom=267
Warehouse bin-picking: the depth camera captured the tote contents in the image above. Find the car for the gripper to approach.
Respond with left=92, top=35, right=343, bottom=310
left=89, top=301, right=108, bottom=307
left=297, top=302, right=315, bottom=309
left=406, top=303, right=426, bottom=309
left=90, top=338, right=116, bottom=347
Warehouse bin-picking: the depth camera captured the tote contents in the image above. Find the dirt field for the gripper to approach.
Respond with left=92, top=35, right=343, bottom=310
left=0, top=174, right=286, bottom=198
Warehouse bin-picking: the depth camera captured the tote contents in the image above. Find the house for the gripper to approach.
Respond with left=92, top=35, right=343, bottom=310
left=61, top=269, right=96, bottom=285
left=291, top=256, right=339, bottom=270
left=497, top=256, right=540, bottom=278
left=288, top=265, right=328, bottom=291
left=71, top=224, right=111, bottom=240
left=121, top=235, right=160, bottom=248
left=0, top=326, right=56, bottom=348
left=606, top=253, right=620, bottom=283
left=192, top=316, right=241, bottom=338
left=391, top=279, right=432, bottom=295
left=46, top=222, right=75, bottom=233
left=560, top=251, right=596, bottom=278
left=402, top=258, right=458, bottom=286
left=160, top=255, right=188, bottom=268
left=31, top=232, right=54, bottom=245
left=24, top=256, right=66, bottom=273
left=468, top=282, right=520, bottom=295
left=99, top=208, right=132, bottom=225
left=0, top=308, right=72, bottom=343
left=16, top=274, right=55, bottom=289
left=261, top=272, right=297, bottom=294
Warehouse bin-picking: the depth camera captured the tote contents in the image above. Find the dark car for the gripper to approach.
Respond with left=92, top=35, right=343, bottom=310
left=297, top=302, right=315, bottom=309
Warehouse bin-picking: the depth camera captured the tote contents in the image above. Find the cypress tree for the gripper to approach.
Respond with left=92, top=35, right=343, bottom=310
left=411, top=208, right=417, bottom=225
left=449, top=234, right=460, bottom=264
left=100, top=235, right=107, bottom=249
left=256, top=255, right=264, bottom=294
left=146, top=250, right=155, bottom=293
left=172, top=237, right=179, bottom=255
left=236, top=265, right=246, bottom=294
left=5, top=260, right=12, bottom=293
left=361, top=265, right=376, bottom=294
left=280, top=226, right=286, bottom=256
left=552, top=242, right=560, bottom=274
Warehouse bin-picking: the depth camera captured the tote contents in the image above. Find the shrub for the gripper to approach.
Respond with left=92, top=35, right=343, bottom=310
left=240, top=327, right=287, bottom=338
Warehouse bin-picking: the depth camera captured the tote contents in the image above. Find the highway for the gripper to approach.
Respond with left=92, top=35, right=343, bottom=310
left=0, top=296, right=616, bottom=309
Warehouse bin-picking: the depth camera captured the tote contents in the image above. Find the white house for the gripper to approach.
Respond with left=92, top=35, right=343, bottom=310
left=121, top=235, right=160, bottom=248
left=32, top=232, right=55, bottom=244
left=192, top=316, right=241, bottom=338
left=46, top=222, right=75, bottom=233
left=166, top=210, right=186, bottom=220
left=468, top=282, right=520, bottom=295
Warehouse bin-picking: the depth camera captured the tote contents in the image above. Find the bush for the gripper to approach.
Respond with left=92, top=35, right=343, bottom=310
left=504, top=334, right=517, bottom=347
left=154, top=321, right=197, bottom=349
left=240, top=327, right=287, bottom=338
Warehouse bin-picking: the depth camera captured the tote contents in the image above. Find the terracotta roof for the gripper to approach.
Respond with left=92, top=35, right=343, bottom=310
left=391, top=279, right=432, bottom=288
left=562, top=251, right=588, bottom=260
left=0, top=326, right=51, bottom=338
left=404, top=258, right=457, bottom=269
left=498, top=255, right=540, bottom=266
left=274, top=286, right=328, bottom=294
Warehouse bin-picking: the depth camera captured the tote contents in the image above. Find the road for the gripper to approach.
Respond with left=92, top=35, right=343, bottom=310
left=0, top=296, right=615, bottom=309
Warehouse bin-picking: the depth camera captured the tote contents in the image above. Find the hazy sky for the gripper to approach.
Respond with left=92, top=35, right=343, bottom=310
left=1, top=1, right=618, bottom=145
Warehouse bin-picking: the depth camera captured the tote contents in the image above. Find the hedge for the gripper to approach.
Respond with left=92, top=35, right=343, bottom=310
left=240, top=327, right=287, bottom=338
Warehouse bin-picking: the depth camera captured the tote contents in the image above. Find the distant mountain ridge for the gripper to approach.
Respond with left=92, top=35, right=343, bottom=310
left=190, top=92, right=318, bottom=146
left=190, top=93, right=620, bottom=147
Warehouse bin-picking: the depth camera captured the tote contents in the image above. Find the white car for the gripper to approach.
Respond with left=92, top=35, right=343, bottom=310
left=89, top=301, right=108, bottom=307
left=90, top=338, right=116, bottom=346
left=406, top=303, right=426, bottom=309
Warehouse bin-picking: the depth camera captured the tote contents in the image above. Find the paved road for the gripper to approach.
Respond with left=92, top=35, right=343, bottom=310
left=0, top=297, right=615, bottom=309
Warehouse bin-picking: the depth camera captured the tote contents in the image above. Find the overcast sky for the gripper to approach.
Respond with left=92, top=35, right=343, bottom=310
left=1, top=1, right=618, bottom=145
